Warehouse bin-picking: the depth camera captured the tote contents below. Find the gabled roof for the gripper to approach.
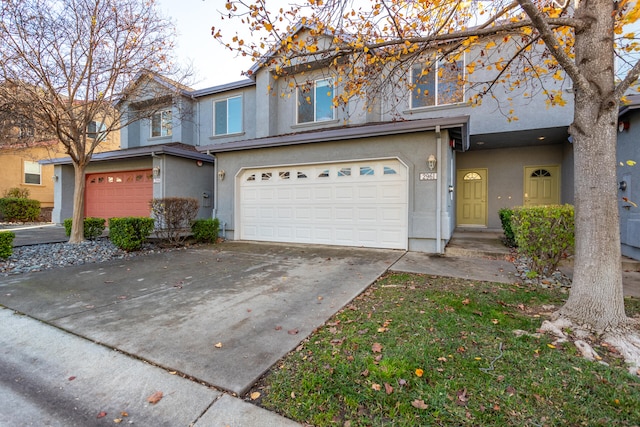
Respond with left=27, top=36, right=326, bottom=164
left=118, top=71, right=195, bottom=106
left=41, top=142, right=213, bottom=165
left=199, top=116, right=469, bottom=154
left=190, top=79, right=255, bottom=98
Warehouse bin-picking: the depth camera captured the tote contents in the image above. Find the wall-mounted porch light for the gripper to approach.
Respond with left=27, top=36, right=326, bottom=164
left=427, top=154, right=437, bottom=171
left=52, top=175, right=58, bottom=182
left=152, top=166, right=161, bottom=177
left=218, top=169, right=226, bottom=181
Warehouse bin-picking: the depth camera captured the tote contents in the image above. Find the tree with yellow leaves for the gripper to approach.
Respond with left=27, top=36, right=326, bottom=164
left=215, top=0, right=640, bottom=372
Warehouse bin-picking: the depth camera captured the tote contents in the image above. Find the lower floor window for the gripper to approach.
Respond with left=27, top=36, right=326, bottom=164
left=24, top=160, right=41, bottom=185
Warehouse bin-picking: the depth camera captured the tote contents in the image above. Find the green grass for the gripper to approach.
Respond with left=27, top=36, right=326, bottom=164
left=249, top=273, right=640, bottom=426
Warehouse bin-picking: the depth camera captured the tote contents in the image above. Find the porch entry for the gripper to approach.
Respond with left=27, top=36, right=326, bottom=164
left=523, top=165, right=560, bottom=206
left=456, top=168, right=487, bottom=227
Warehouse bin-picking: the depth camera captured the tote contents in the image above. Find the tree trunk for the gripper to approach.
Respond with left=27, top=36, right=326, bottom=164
left=69, top=162, right=87, bottom=243
left=558, top=0, right=628, bottom=332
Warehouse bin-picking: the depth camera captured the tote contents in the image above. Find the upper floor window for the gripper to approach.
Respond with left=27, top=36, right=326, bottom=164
left=87, top=121, right=106, bottom=140
left=214, top=96, right=242, bottom=135
left=24, top=160, right=41, bottom=185
left=297, top=78, right=334, bottom=124
left=411, top=59, right=464, bottom=108
left=151, top=109, right=172, bottom=138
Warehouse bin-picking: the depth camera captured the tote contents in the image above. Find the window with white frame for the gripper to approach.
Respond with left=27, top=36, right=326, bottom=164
left=214, top=96, right=242, bottom=135
left=24, top=160, right=41, bottom=185
left=151, top=109, right=172, bottom=137
left=87, top=121, right=106, bottom=140
left=297, top=78, right=334, bottom=124
left=411, top=59, right=464, bottom=108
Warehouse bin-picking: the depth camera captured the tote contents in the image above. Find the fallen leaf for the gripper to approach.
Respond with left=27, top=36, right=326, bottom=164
left=491, top=319, right=499, bottom=324
left=411, top=399, right=428, bottom=409
left=361, top=369, right=369, bottom=377
left=68, top=376, right=76, bottom=381
left=114, top=419, right=122, bottom=424
left=462, top=298, right=470, bottom=305
left=415, top=368, right=424, bottom=377
left=371, top=383, right=381, bottom=391
left=120, top=412, right=128, bottom=417
left=147, top=391, right=163, bottom=404
left=398, top=378, right=407, bottom=386
left=290, top=391, right=296, bottom=399
left=169, top=371, right=177, bottom=375
left=275, top=325, right=282, bottom=331
left=547, top=344, right=556, bottom=349
left=456, top=388, right=469, bottom=406
left=437, top=356, right=447, bottom=362
left=372, top=342, right=383, bottom=353
left=214, top=342, right=223, bottom=348
left=97, top=411, right=107, bottom=418
left=250, top=391, right=261, bottom=400
left=505, top=385, right=516, bottom=396
left=288, top=329, right=299, bottom=335
left=384, top=382, right=394, bottom=394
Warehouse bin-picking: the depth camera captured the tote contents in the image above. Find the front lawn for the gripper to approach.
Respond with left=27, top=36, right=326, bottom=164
left=248, top=273, right=640, bottom=426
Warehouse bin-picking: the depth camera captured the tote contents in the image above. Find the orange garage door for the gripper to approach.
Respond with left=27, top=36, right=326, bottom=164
left=85, top=170, right=153, bottom=220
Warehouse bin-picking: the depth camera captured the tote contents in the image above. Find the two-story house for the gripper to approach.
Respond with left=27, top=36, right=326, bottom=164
left=0, top=109, right=119, bottom=221
left=49, top=27, right=575, bottom=252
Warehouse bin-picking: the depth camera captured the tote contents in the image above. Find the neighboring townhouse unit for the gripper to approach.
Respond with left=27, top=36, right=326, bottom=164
left=0, top=119, right=119, bottom=221
left=48, top=27, right=576, bottom=252
left=617, top=94, right=640, bottom=261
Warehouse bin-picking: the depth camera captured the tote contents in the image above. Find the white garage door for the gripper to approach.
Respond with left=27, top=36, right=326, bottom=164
left=239, top=159, right=408, bottom=249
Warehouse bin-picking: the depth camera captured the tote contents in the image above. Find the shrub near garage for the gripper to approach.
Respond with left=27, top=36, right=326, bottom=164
left=63, top=217, right=106, bottom=240
left=150, top=197, right=199, bottom=246
left=0, top=231, right=15, bottom=259
left=108, top=217, right=155, bottom=251
left=191, top=218, right=220, bottom=243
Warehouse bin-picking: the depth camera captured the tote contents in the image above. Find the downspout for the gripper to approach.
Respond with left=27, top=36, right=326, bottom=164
left=210, top=151, right=218, bottom=220
left=435, top=125, right=442, bottom=254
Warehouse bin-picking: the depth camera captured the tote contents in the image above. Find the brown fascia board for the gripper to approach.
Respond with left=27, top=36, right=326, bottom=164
left=199, top=116, right=469, bottom=154
left=41, top=144, right=214, bottom=165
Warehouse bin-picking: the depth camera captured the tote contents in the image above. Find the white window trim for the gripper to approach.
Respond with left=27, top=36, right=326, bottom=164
left=410, top=56, right=466, bottom=109
left=150, top=109, right=172, bottom=138
left=296, top=78, right=336, bottom=124
left=213, top=95, right=243, bottom=136
left=23, top=160, right=41, bottom=185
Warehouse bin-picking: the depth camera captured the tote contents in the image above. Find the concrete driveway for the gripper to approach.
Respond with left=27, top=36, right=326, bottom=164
left=0, top=242, right=403, bottom=397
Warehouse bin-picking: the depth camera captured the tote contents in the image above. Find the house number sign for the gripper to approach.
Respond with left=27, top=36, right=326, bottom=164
left=420, top=172, right=437, bottom=181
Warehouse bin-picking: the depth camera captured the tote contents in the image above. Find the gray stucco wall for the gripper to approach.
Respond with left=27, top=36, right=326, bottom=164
left=617, top=110, right=640, bottom=260
left=196, top=88, right=257, bottom=145
left=214, top=130, right=454, bottom=252
left=456, top=143, right=569, bottom=229
left=158, top=155, right=215, bottom=219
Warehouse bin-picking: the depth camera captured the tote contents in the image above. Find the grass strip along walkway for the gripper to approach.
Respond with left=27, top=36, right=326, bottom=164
left=248, top=273, right=640, bottom=426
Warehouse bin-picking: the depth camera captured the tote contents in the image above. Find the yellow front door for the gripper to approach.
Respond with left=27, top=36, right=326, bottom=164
left=524, top=165, right=560, bottom=206
left=456, top=169, right=487, bottom=227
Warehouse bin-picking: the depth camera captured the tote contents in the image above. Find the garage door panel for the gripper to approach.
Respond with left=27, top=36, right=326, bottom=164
left=240, top=160, right=407, bottom=249
left=85, top=170, right=152, bottom=220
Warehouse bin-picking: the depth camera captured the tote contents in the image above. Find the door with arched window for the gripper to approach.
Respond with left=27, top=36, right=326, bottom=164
left=524, top=165, right=560, bottom=206
left=456, top=168, right=487, bottom=227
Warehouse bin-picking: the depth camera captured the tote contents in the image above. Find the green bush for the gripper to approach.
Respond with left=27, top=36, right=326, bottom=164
left=63, top=217, right=106, bottom=240
left=108, top=217, right=155, bottom=251
left=150, top=197, right=199, bottom=246
left=511, top=204, right=574, bottom=276
left=191, top=218, right=220, bottom=243
left=3, top=187, right=30, bottom=198
left=0, top=231, right=15, bottom=259
left=0, top=197, right=41, bottom=222
left=498, top=207, right=517, bottom=247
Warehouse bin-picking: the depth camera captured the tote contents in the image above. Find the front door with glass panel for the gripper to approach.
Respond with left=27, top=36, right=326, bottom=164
left=524, top=166, right=560, bottom=206
left=456, top=169, right=487, bottom=227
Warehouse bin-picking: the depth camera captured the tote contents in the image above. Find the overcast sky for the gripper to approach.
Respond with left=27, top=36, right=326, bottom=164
left=159, top=0, right=254, bottom=89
